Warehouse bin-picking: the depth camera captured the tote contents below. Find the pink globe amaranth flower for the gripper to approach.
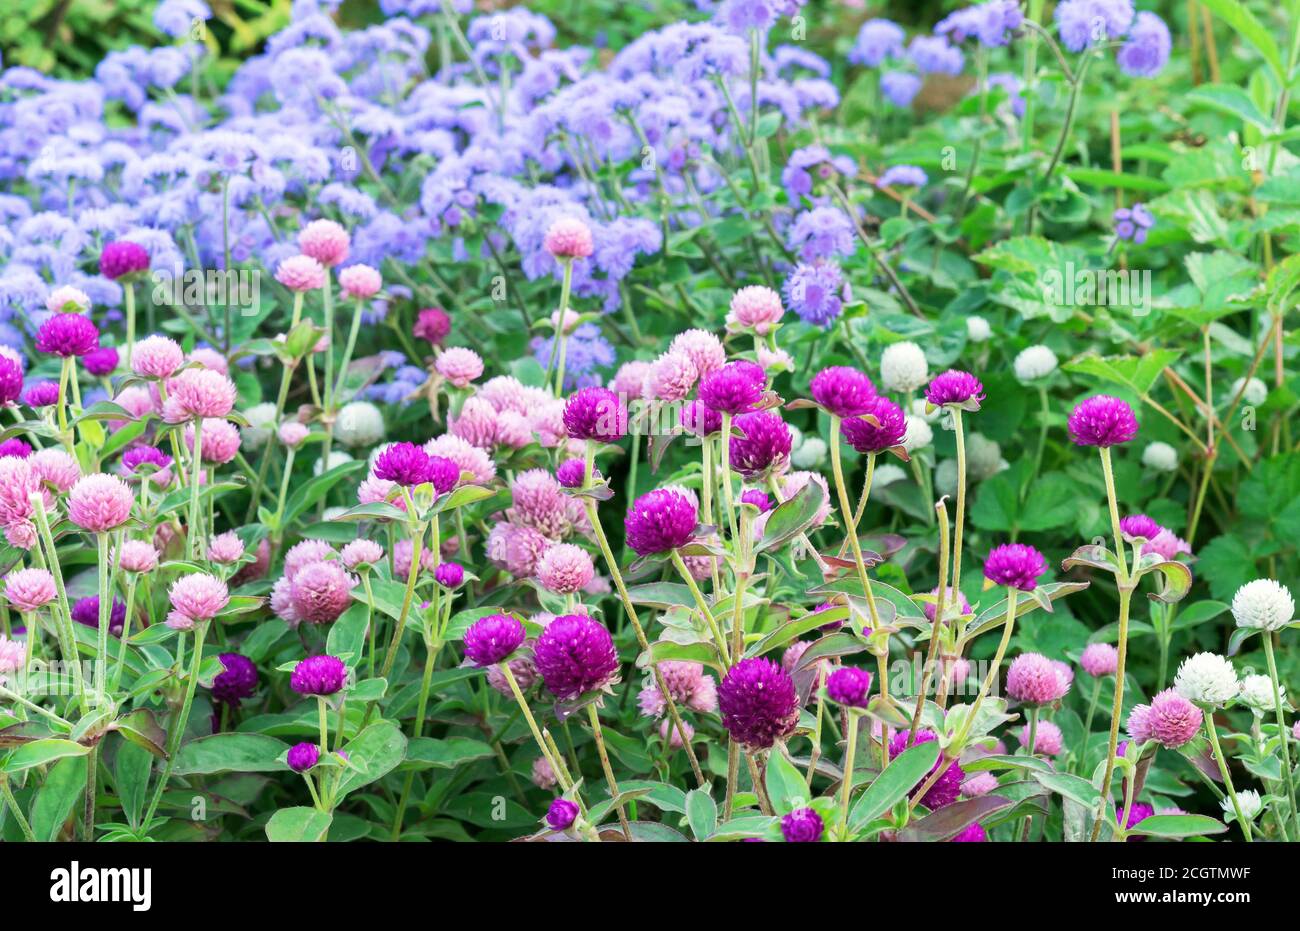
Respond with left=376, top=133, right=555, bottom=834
left=278, top=421, right=310, bottom=448
left=925, top=369, right=985, bottom=407
left=275, top=254, right=327, bottom=292
left=81, top=346, right=119, bottom=378
left=299, top=219, right=350, bottom=268
left=0, top=634, right=23, bottom=676
left=290, top=560, right=355, bottom=625
left=338, top=263, right=381, bottom=299
left=283, top=539, right=338, bottom=582
left=169, top=572, right=229, bottom=624
left=983, top=543, right=1047, bottom=591
left=4, top=568, right=56, bottom=611
left=644, top=350, right=698, bottom=402
left=545, top=797, right=580, bottom=831
left=45, top=285, right=92, bottom=314
left=1019, top=719, right=1064, bottom=755
left=669, top=329, right=726, bottom=378
left=563, top=387, right=627, bottom=442
left=36, top=313, right=99, bottom=358
left=487, top=652, right=539, bottom=697
left=208, top=531, right=245, bottom=565
left=1143, top=529, right=1191, bottom=561
left=781, top=807, right=824, bottom=842
left=0, top=456, right=41, bottom=525
left=270, top=577, right=299, bottom=627
left=115, top=540, right=159, bottom=574
left=341, top=539, right=384, bottom=570
left=464, top=613, right=527, bottom=666
left=68, top=473, right=133, bottom=532
left=169, top=368, right=236, bottom=420
left=1068, top=395, right=1139, bottom=447
left=0, top=355, right=23, bottom=405
left=435, top=347, right=484, bottom=388
left=509, top=468, right=571, bottom=537
left=728, top=285, right=785, bottom=335
left=187, top=347, right=229, bottom=374
left=951, top=822, right=987, bottom=842
left=31, top=448, right=81, bottom=495
left=528, top=398, right=568, bottom=447
left=961, top=772, right=999, bottom=798
left=769, top=471, right=833, bottom=528
left=841, top=395, right=907, bottom=454
left=680, top=399, right=723, bottom=437
left=424, top=434, right=495, bottom=485
left=1081, top=642, right=1119, bottom=677
left=923, top=585, right=971, bottom=621
left=479, top=375, right=531, bottom=414
left=290, top=654, right=348, bottom=696
left=729, top=409, right=793, bottom=479
left=1119, top=513, right=1162, bottom=541
left=536, top=543, right=595, bottom=595
left=625, top=488, right=698, bottom=556
left=449, top=396, right=499, bottom=449
left=698, top=360, right=765, bottom=415
left=490, top=523, right=551, bottom=578
left=543, top=216, right=594, bottom=259
left=534, top=614, right=619, bottom=699
left=611, top=360, right=652, bottom=399
left=719, top=657, right=800, bottom=750
left=827, top=666, right=873, bottom=707
left=99, top=240, right=151, bottom=280
left=131, top=335, right=184, bottom=379
left=231, top=538, right=271, bottom=586
left=414, top=307, right=451, bottom=345
left=187, top=418, right=241, bottom=464
left=1006, top=652, right=1071, bottom=705
left=531, top=754, right=557, bottom=789
left=1136, top=688, right=1203, bottom=749
left=3, top=519, right=36, bottom=550
left=637, top=660, right=718, bottom=718
left=659, top=717, right=696, bottom=750
left=811, top=366, right=877, bottom=417
left=287, top=741, right=320, bottom=773
left=890, top=729, right=964, bottom=809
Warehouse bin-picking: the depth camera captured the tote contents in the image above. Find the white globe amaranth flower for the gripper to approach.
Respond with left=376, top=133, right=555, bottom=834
left=935, top=459, right=957, bottom=496
left=1231, top=579, right=1294, bottom=631
left=1174, top=652, right=1240, bottom=705
left=1141, top=441, right=1178, bottom=472
left=880, top=341, right=929, bottom=392
left=241, top=401, right=278, bottom=451
left=910, top=397, right=941, bottom=424
left=966, top=315, right=991, bottom=342
left=873, top=463, right=907, bottom=487
left=1013, top=345, right=1058, bottom=382
left=334, top=400, right=386, bottom=448
left=786, top=425, right=804, bottom=450
left=313, top=450, right=354, bottom=477
left=902, top=414, right=933, bottom=453
left=1238, top=673, right=1285, bottom=716
left=1230, top=376, right=1268, bottom=407
left=1221, top=789, right=1263, bottom=822
left=791, top=435, right=827, bottom=469
left=966, top=432, right=1006, bottom=481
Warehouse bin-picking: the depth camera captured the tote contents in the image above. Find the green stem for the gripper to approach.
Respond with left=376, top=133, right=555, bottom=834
left=142, top=622, right=208, bottom=830
left=1090, top=586, right=1132, bottom=841
left=1262, top=635, right=1298, bottom=839
left=0, top=777, right=36, bottom=842
left=837, top=710, right=861, bottom=838
left=670, top=550, right=730, bottom=665
left=1206, top=715, right=1253, bottom=841
left=587, top=703, right=632, bottom=839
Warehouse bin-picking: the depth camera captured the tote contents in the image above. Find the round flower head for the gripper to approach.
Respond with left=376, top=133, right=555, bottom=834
left=1013, top=345, right=1058, bottom=382
left=781, top=807, right=824, bottom=843
left=1143, top=529, right=1192, bottom=562
left=1221, top=790, right=1263, bottom=824
left=211, top=653, right=258, bottom=707
left=983, top=543, right=1047, bottom=591
left=1119, top=802, right=1156, bottom=835
left=698, top=361, right=765, bottom=415
left=1019, top=719, right=1064, bottom=756
left=290, top=654, right=348, bottom=696
left=188, top=419, right=240, bottom=465
left=637, top=660, right=718, bottom=717
left=46, top=286, right=91, bottom=314
left=545, top=797, right=580, bottom=831
left=1119, top=514, right=1162, bottom=542
left=99, top=240, right=151, bottom=280
left=414, top=306, right=451, bottom=345
left=373, top=441, right=437, bottom=487
left=1134, top=688, right=1204, bottom=748
left=1080, top=642, right=1119, bottom=678
left=287, top=741, right=320, bottom=773
left=880, top=341, right=928, bottom=393
left=278, top=422, right=310, bottom=449
left=341, top=539, right=383, bottom=571
left=925, top=369, right=985, bottom=408
left=534, top=614, right=619, bottom=699
left=1238, top=674, right=1285, bottom=716
left=435, top=347, right=484, bottom=388
left=4, top=568, right=56, bottom=611
left=299, top=219, right=350, bottom=267
left=426, top=455, right=460, bottom=495
left=889, top=729, right=964, bottom=809
left=290, top=561, right=355, bottom=625
left=434, top=562, right=464, bottom=588
left=952, top=822, right=988, bottom=842
left=68, top=473, right=133, bottom=532
left=1141, top=441, right=1178, bottom=472
left=1117, top=11, right=1171, bottom=78
left=680, top=399, right=723, bottom=438
left=464, top=614, right=527, bottom=667
left=923, top=585, right=971, bottom=621
left=625, top=488, right=698, bottom=556
left=729, top=410, right=792, bottom=479
left=543, top=216, right=594, bottom=259
left=669, top=329, right=726, bottom=378
left=0, top=356, right=23, bottom=406
left=1068, top=395, right=1139, bottom=447
left=275, top=254, right=327, bottom=292
left=32, top=448, right=81, bottom=495
left=1174, top=652, right=1239, bottom=706
left=71, top=596, right=126, bottom=635
left=536, top=543, right=595, bottom=595
left=0, top=439, right=30, bottom=458
left=841, top=395, right=907, bottom=454
left=741, top=489, right=771, bottom=513
left=563, top=387, right=627, bottom=441
left=115, top=540, right=159, bottom=574
left=826, top=666, right=872, bottom=708
left=81, top=346, right=119, bottom=377
left=1231, top=579, right=1294, bottom=632
left=718, top=657, right=799, bottom=750
left=810, top=366, right=876, bottom=417
left=25, top=381, right=60, bottom=408
left=728, top=285, right=785, bottom=334
left=659, top=718, right=696, bottom=750
left=338, top=264, right=382, bottom=300
left=169, top=368, right=237, bottom=419
left=645, top=351, right=697, bottom=402
left=1006, top=653, right=1071, bottom=705
left=208, top=531, right=245, bottom=565
left=131, top=335, right=184, bottom=379
left=169, top=572, right=229, bottom=624
left=555, top=458, right=589, bottom=488
left=36, top=313, right=99, bottom=358
left=120, top=446, right=172, bottom=484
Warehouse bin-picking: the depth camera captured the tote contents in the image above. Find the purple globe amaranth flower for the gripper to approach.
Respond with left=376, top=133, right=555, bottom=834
left=740, top=489, right=770, bottom=513
left=545, top=797, right=579, bottom=831
left=290, top=654, right=348, bottom=696
left=99, top=241, right=151, bottom=280
left=533, top=614, right=619, bottom=700
left=781, top=807, right=824, bottom=842
left=680, top=399, right=723, bottom=437
left=463, top=613, right=526, bottom=666
left=287, top=741, right=320, bottom=773
left=71, top=595, right=126, bottom=636
left=427, top=454, right=460, bottom=495
left=810, top=366, right=876, bottom=418
left=211, top=653, right=258, bottom=707
left=840, top=395, right=907, bottom=454
left=81, top=346, right=119, bottom=377
left=925, top=369, right=985, bottom=408
left=826, top=666, right=872, bottom=708
left=1120, top=801, right=1156, bottom=837
left=373, top=441, right=437, bottom=487
left=1068, top=395, right=1139, bottom=447
left=0, top=356, right=22, bottom=405
left=1119, top=514, right=1162, bottom=541
left=36, top=313, right=100, bottom=358
left=555, top=458, right=589, bottom=488
left=952, top=822, right=988, bottom=842
left=983, top=543, right=1047, bottom=591
left=121, top=445, right=172, bottom=476
left=729, top=410, right=792, bottom=479
left=563, top=387, right=627, bottom=442
left=718, top=657, right=799, bottom=750
left=625, top=488, right=698, bottom=556
left=0, top=439, right=31, bottom=458
left=889, top=729, right=964, bottom=809
left=698, top=360, right=765, bottom=415
left=24, top=382, right=60, bottom=408
left=435, top=562, right=464, bottom=588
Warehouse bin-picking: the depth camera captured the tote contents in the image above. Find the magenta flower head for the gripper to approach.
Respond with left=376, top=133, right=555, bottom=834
left=555, top=458, right=588, bottom=488
left=841, top=395, right=907, bottom=454
left=464, top=613, right=526, bottom=666
left=545, top=797, right=580, bottom=831
left=534, top=614, right=619, bottom=699
left=434, top=562, right=464, bottom=588
left=889, top=729, right=964, bottom=808
left=0, top=355, right=23, bottom=405
left=25, top=381, right=60, bottom=408
left=680, top=399, right=723, bottom=437
left=169, top=572, right=230, bottom=624
left=925, top=369, right=985, bottom=409
left=373, top=442, right=436, bottom=487
left=543, top=216, right=594, bottom=260
left=826, top=666, right=872, bottom=707
left=81, top=346, right=119, bottom=377
left=952, top=822, right=988, bottom=842
left=699, top=360, right=765, bottom=415
left=983, top=543, right=1047, bottom=591
left=287, top=742, right=320, bottom=773
left=563, top=387, right=627, bottom=442
left=414, top=307, right=451, bottom=345
left=211, top=653, right=258, bottom=707
left=275, top=254, right=327, bottom=292
left=625, top=488, right=698, bottom=556
left=4, top=568, right=57, bottom=612
left=0, top=438, right=30, bottom=458
left=72, top=596, right=126, bottom=635
left=718, top=657, right=799, bottom=749
left=68, top=473, right=133, bottom=532
left=781, top=807, right=824, bottom=842
left=1138, top=688, right=1203, bottom=749
left=1120, top=802, right=1156, bottom=835
left=290, top=561, right=354, bottom=625
left=1006, top=652, right=1071, bottom=705
left=729, top=410, right=792, bottom=479
left=1119, top=514, right=1162, bottom=542
left=99, top=240, right=151, bottom=280
left=36, top=313, right=99, bottom=358
left=1068, top=395, right=1139, bottom=447
left=741, top=489, right=770, bottom=512
left=810, top=366, right=876, bottom=417
left=1080, top=642, right=1119, bottom=677
left=290, top=654, right=348, bottom=696
left=427, top=454, right=460, bottom=495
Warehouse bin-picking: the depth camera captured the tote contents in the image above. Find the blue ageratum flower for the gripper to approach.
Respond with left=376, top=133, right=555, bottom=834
left=532, top=324, right=617, bottom=391
left=1055, top=0, right=1135, bottom=53
left=881, top=72, right=922, bottom=108
left=781, top=144, right=857, bottom=204
left=1117, top=12, right=1171, bottom=77
left=908, top=35, right=964, bottom=75
left=847, top=18, right=905, bottom=67
left=877, top=165, right=928, bottom=189
left=787, top=207, right=856, bottom=262
left=783, top=262, right=847, bottom=328
left=935, top=0, right=1023, bottom=48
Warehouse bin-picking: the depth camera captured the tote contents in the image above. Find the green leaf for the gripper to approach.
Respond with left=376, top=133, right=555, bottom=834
left=334, top=721, right=407, bottom=799
left=265, top=806, right=333, bottom=842
left=1196, top=0, right=1284, bottom=81
left=849, top=740, right=940, bottom=831
left=1186, top=84, right=1275, bottom=130
left=2, top=738, right=90, bottom=773
left=115, top=739, right=153, bottom=829
left=282, top=460, right=368, bottom=527
left=757, top=479, right=827, bottom=553
left=402, top=736, right=495, bottom=770
left=1063, top=350, right=1182, bottom=396
left=173, top=733, right=291, bottom=775
left=30, top=756, right=86, bottom=841
left=684, top=789, right=719, bottom=840
left=1033, top=770, right=1101, bottom=809
left=764, top=746, right=810, bottom=815
left=1128, top=813, right=1228, bottom=838
left=325, top=602, right=370, bottom=664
